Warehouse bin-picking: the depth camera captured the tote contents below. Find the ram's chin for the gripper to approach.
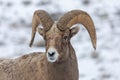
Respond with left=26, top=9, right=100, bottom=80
left=47, top=57, right=57, bottom=62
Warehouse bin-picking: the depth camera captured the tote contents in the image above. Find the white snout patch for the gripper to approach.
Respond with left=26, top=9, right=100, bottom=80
left=47, top=48, right=59, bottom=62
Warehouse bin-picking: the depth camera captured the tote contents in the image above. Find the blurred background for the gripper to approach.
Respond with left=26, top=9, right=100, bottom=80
left=0, top=0, right=120, bottom=80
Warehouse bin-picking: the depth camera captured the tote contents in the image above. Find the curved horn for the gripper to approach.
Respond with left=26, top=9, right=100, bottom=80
left=57, top=10, right=96, bottom=49
left=29, top=10, right=54, bottom=47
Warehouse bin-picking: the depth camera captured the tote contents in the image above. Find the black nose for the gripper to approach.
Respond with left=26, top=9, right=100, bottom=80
left=48, top=52, right=55, bottom=57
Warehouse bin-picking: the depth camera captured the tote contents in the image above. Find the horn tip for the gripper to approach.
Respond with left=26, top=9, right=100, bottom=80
left=29, top=41, right=33, bottom=47
left=94, top=46, right=96, bottom=50
left=29, top=43, right=32, bottom=47
left=93, top=43, right=97, bottom=50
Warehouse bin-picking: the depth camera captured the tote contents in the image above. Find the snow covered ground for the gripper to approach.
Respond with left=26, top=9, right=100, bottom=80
left=0, top=0, right=120, bottom=80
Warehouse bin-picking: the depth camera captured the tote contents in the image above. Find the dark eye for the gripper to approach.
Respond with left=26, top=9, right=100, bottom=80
left=63, top=36, right=68, bottom=40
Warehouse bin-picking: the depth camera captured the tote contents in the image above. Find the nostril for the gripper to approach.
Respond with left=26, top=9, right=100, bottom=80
left=48, top=52, right=55, bottom=56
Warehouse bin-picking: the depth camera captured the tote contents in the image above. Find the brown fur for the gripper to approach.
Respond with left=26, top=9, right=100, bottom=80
left=0, top=47, right=78, bottom=80
left=0, top=10, right=96, bottom=80
left=0, top=23, right=79, bottom=80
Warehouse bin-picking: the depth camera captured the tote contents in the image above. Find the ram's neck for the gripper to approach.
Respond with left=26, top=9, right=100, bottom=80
left=45, top=44, right=79, bottom=80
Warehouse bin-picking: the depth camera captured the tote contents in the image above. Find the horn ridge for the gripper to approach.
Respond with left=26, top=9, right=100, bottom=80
left=29, top=10, right=54, bottom=47
left=57, top=10, right=97, bottom=49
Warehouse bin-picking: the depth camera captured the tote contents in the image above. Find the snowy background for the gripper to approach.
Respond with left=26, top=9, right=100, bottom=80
left=0, top=0, right=120, bottom=80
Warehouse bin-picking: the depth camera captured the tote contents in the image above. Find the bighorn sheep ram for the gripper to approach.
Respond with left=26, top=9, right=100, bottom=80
left=0, top=10, right=96, bottom=80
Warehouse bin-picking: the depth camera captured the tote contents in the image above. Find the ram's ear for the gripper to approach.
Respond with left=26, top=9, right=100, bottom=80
left=70, top=26, right=80, bottom=38
left=37, top=28, right=44, bottom=36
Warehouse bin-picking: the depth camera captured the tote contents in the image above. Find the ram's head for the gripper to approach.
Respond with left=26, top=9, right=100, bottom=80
left=29, top=10, right=96, bottom=62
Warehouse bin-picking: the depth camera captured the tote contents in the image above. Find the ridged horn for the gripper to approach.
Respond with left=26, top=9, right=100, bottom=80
left=29, top=10, right=54, bottom=47
left=57, top=10, right=97, bottom=49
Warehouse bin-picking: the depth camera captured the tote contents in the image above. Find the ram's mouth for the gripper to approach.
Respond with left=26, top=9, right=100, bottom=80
left=47, top=57, right=57, bottom=63
left=49, top=57, right=54, bottom=60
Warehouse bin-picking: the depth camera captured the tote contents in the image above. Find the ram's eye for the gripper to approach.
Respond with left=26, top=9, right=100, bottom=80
left=63, top=36, right=68, bottom=40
